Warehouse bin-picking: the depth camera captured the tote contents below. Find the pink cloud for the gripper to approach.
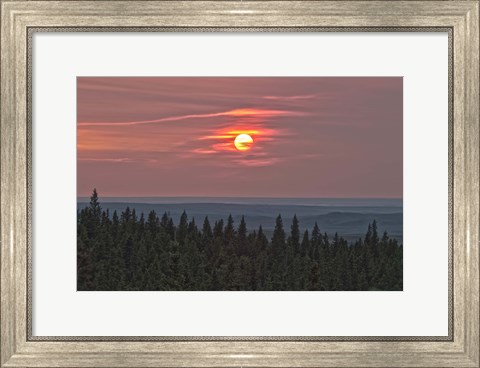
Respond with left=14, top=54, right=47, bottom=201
left=77, top=77, right=403, bottom=198
left=78, top=107, right=301, bottom=127
left=263, top=94, right=317, bottom=101
left=78, top=157, right=136, bottom=163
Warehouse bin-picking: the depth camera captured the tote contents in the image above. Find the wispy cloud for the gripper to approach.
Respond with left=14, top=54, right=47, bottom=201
left=78, top=157, right=136, bottom=163
left=78, top=108, right=301, bottom=127
left=263, top=94, right=317, bottom=101
left=191, top=148, right=217, bottom=155
left=233, top=158, right=281, bottom=167
left=78, top=106, right=298, bottom=169
left=77, top=77, right=403, bottom=198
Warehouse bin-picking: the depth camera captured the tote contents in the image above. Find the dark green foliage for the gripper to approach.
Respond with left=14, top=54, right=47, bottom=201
left=78, top=191, right=403, bottom=291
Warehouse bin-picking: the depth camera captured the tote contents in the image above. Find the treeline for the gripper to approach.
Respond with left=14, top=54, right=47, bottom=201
left=78, top=190, right=403, bottom=291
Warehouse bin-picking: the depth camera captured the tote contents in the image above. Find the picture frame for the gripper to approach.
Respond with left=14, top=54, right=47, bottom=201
left=1, top=1, right=478, bottom=367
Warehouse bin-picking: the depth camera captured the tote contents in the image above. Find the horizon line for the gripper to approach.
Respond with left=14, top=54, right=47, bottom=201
left=77, top=195, right=403, bottom=200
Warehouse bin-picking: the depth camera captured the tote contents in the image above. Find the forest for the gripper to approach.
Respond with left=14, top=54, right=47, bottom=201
left=78, top=190, right=403, bottom=291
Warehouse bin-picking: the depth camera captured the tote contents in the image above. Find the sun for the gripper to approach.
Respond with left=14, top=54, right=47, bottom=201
left=234, top=133, right=254, bottom=151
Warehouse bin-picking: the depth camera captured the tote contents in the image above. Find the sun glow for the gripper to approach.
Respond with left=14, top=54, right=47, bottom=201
left=234, top=133, right=254, bottom=151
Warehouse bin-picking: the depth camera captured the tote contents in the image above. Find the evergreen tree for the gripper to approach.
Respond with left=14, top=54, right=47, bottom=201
left=224, top=215, right=236, bottom=257
left=270, top=215, right=287, bottom=289
left=176, top=211, right=189, bottom=245
left=201, top=217, right=213, bottom=253
left=237, top=216, right=248, bottom=256
left=300, top=230, right=310, bottom=258
left=288, top=215, right=301, bottom=254
left=77, top=190, right=403, bottom=292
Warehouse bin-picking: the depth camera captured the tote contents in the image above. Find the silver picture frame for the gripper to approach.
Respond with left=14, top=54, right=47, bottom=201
left=1, top=1, right=478, bottom=366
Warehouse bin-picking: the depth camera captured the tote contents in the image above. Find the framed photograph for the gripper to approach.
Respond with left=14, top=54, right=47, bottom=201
left=1, top=1, right=478, bottom=367
left=76, top=76, right=404, bottom=293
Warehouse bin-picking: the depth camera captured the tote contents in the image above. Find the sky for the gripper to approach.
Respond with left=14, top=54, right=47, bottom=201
left=77, top=77, right=402, bottom=198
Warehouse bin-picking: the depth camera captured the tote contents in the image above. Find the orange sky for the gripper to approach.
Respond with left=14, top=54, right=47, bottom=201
left=77, top=77, right=403, bottom=198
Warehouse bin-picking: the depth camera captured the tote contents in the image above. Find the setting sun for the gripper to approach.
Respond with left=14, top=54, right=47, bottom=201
left=234, top=133, right=254, bottom=151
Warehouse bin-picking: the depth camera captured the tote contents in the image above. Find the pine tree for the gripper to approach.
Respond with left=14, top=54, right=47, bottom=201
left=176, top=211, right=189, bottom=245
left=310, top=222, right=320, bottom=260
left=89, top=188, right=101, bottom=219
left=224, top=215, right=236, bottom=257
left=77, top=191, right=403, bottom=292
left=300, top=230, right=310, bottom=258
left=288, top=215, right=301, bottom=254
left=237, top=216, right=248, bottom=256
left=270, top=215, right=287, bottom=289
left=201, top=216, right=213, bottom=253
